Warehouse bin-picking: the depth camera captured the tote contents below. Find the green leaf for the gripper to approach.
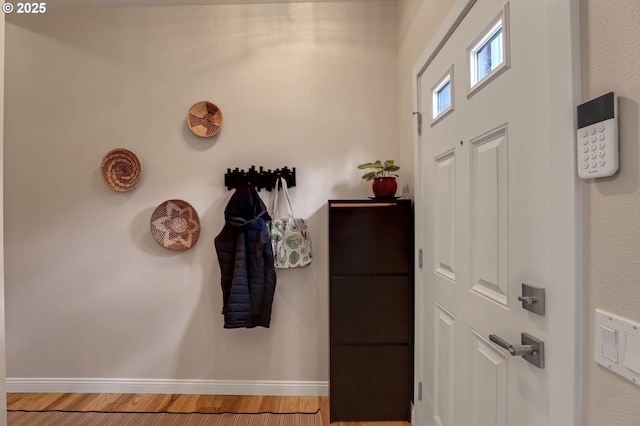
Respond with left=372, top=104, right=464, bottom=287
left=358, top=160, right=400, bottom=179
left=361, top=171, right=377, bottom=180
left=357, top=162, right=375, bottom=169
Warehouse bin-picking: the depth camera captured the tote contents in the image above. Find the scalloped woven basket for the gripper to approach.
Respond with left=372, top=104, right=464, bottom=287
left=100, top=148, right=142, bottom=192
left=150, top=199, right=201, bottom=251
left=187, top=101, right=223, bottom=137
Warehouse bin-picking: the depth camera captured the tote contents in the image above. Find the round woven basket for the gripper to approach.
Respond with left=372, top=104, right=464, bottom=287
left=100, top=148, right=142, bottom=192
left=150, top=199, right=201, bottom=251
left=187, top=101, right=223, bottom=137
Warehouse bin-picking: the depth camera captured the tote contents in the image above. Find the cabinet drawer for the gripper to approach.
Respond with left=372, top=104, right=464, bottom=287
left=329, top=205, right=411, bottom=275
left=330, top=345, right=411, bottom=422
left=330, top=276, right=410, bottom=345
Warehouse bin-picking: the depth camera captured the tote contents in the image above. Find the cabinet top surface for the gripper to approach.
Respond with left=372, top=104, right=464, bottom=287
left=328, top=199, right=411, bottom=206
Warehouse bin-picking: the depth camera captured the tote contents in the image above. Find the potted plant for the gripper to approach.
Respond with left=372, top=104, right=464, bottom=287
left=357, top=160, right=400, bottom=198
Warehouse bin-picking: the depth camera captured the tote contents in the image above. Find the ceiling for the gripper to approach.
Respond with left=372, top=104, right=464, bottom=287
left=45, top=0, right=397, bottom=9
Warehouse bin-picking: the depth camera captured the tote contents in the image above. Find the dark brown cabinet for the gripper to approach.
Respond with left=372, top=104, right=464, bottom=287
left=328, top=199, right=414, bottom=422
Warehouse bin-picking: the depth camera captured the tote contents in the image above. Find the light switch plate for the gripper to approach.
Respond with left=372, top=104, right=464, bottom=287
left=595, top=309, right=640, bottom=386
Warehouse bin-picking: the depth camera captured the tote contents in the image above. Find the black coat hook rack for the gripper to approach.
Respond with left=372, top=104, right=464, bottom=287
left=224, top=166, right=296, bottom=191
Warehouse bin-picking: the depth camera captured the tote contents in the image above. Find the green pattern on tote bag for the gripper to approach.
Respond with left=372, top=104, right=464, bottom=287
left=267, top=178, right=313, bottom=269
left=285, top=233, right=303, bottom=249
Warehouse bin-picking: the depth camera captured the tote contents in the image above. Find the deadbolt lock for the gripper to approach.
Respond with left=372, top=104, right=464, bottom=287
left=519, top=283, right=546, bottom=316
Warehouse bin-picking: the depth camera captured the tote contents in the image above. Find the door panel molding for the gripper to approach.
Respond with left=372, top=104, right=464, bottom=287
left=470, top=329, right=507, bottom=426
left=470, top=125, right=508, bottom=306
left=434, top=303, right=456, bottom=426
left=435, top=149, right=457, bottom=282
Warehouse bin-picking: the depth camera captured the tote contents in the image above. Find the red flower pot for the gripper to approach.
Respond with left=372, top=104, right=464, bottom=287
left=372, top=177, right=398, bottom=198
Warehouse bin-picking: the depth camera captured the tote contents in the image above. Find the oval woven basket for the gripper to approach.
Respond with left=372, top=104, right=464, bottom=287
left=150, top=199, right=201, bottom=251
left=187, top=101, right=223, bottom=137
left=100, top=148, right=142, bottom=192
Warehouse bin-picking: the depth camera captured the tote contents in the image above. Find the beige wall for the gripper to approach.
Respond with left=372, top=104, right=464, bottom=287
left=4, top=3, right=398, bottom=388
left=582, top=0, right=640, bottom=424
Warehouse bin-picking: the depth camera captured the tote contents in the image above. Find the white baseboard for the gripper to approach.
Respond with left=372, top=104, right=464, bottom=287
left=7, top=378, right=329, bottom=396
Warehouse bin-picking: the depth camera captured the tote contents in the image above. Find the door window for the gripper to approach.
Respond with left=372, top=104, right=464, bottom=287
left=468, top=4, right=510, bottom=97
left=475, top=24, right=502, bottom=82
left=432, top=66, right=454, bottom=125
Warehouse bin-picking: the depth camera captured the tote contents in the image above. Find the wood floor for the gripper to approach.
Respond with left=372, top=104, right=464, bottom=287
left=7, top=393, right=412, bottom=426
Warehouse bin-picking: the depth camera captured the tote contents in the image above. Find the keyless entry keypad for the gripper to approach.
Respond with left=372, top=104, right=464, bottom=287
left=577, top=92, right=618, bottom=179
left=580, top=123, right=609, bottom=172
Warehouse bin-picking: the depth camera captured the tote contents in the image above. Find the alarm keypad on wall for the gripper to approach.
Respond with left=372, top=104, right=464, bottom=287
left=577, top=92, right=619, bottom=179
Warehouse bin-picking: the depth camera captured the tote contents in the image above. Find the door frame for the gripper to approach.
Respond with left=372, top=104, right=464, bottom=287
left=411, top=0, right=583, bottom=424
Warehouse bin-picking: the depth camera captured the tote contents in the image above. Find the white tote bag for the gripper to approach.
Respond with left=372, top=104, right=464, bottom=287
left=267, top=178, right=313, bottom=268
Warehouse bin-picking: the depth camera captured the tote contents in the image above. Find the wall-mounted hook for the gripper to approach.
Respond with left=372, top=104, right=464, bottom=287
left=224, top=166, right=296, bottom=191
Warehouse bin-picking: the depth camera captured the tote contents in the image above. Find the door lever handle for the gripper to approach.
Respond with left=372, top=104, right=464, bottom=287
left=489, top=333, right=545, bottom=368
left=489, top=334, right=537, bottom=356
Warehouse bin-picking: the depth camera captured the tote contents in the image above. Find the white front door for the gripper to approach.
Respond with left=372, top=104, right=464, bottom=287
left=413, top=1, right=581, bottom=425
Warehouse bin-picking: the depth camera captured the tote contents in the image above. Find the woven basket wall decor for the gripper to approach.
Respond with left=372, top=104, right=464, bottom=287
left=100, top=148, right=142, bottom=192
left=150, top=199, right=201, bottom=251
left=187, top=101, right=223, bottom=137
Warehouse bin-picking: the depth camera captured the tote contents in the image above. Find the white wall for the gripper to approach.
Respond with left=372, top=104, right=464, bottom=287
left=581, top=1, right=640, bottom=424
left=0, top=11, right=7, bottom=426
left=4, top=3, right=398, bottom=392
